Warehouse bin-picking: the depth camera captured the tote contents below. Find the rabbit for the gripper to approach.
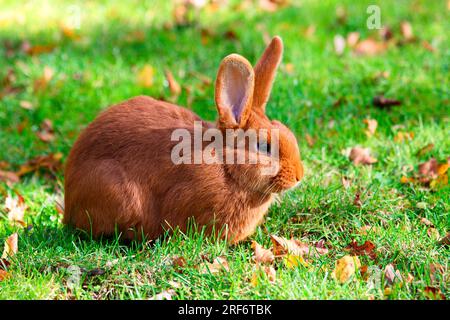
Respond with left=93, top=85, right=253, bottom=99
left=64, top=36, right=304, bottom=243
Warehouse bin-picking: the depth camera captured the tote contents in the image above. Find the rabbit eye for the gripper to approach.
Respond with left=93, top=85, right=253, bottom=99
left=257, top=142, right=271, bottom=155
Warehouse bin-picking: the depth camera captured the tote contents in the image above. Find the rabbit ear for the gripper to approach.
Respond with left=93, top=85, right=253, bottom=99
left=215, top=54, right=255, bottom=128
left=253, top=36, right=283, bottom=112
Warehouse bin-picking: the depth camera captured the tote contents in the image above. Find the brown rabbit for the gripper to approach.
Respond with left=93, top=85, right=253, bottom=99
left=64, top=36, right=303, bottom=243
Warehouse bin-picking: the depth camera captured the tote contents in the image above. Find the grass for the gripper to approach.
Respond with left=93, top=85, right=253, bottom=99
left=0, top=0, right=449, bottom=299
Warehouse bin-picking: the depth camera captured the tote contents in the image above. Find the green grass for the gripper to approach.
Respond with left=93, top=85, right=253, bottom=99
left=0, top=0, right=449, bottom=299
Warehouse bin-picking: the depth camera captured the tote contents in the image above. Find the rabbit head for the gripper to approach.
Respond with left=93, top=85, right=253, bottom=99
left=214, top=36, right=304, bottom=194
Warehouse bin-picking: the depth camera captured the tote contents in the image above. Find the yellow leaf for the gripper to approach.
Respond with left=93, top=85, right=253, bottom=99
left=332, top=255, right=361, bottom=284
left=137, top=65, right=154, bottom=88
left=2, top=233, right=18, bottom=259
left=285, top=254, right=309, bottom=269
left=363, top=119, right=378, bottom=137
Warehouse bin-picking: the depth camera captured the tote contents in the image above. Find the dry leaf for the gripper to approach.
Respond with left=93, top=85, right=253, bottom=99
left=16, top=153, right=63, bottom=177
left=400, top=21, right=414, bottom=41
left=384, top=264, right=402, bottom=285
left=341, top=176, right=352, bottom=189
left=172, top=256, right=186, bottom=270
left=416, top=143, right=434, bottom=157
left=2, top=233, right=18, bottom=259
left=332, top=255, right=361, bottom=283
left=4, top=194, right=26, bottom=226
left=137, top=65, right=154, bottom=88
left=363, top=118, right=378, bottom=137
left=0, top=170, right=19, bottom=184
left=305, top=133, right=316, bottom=147
left=420, top=217, right=433, bottom=227
left=424, top=286, right=446, bottom=300
left=270, top=235, right=328, bottom=258
left=285, top=254, right=309, bottom=269
left=201, top=256, right=229, bottom=274
left=33, top=66, right=54, bottom=92
left=349, top=147, right=377, bottom=165
left=438, top=232, right=450, bottom=246
left=427, top=227, right=440, bottom=240
left=0, top=269, right=10, bottom=281
left=354, top=39, right=387, bottom=56
left=333, top=35, right=346, bottom=55
left=394, top=131, right=414, bottom=143
left=251, top=241, right=274, bottom=264
left=372, top=95, right=401, bottom=109
left=345, top=240, right=377, bottom=260
left=251, top=265, right=276, bottom=286
left=36, top=119, right=55, bottom=143
left=19, top=100, right=34, bottom=110
left=165, top=70, right=181, bottom=97
left=149, top=289, right=175, bottom=300
left=346, top=32, right=360, bottom=47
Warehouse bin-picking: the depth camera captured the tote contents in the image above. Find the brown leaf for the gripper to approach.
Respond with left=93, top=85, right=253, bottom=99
left=416, top=143, right=434, bottom=157
left=346, top=32, right=360, bottom=47
left=345, top=240, right=377, bottom=260
left=427, top=227, right=441, bottom=241
left=33, top=66, right=54, bottom=93
left=424, top=286, right=446, bottom=300
left=2, top=233, right=18, bottom=259
left=19, top=100, right=34, bottom=110
left=394, top=131, right=414, bottom=143
left=419, top=158, right=438, bottom=178
left=341, top=176, right=352, bottom=189
left=16, top=152, right=63, bottom=177
left=384, top=264, right=402, bottom=285
left=0, top=269, right=10, bottom=281
left=165, top=70, right=181, bottom=97
left=270, top=235, right=328, bottom=257
left=420, top=217, right=434, bottom=227
left=305, top=134, right=316, bottom=147
left=349, top=147, right=377, bottom=165
left=172, top=256, right=186, bottom=270
left=354, top=39, right=387, bottom=56
left=24, top=44, right=56, bottom=56
left=421, top=41, right=436, bottom=52
left=372, top=95, right=401, bottom=109
left=200, top=256, right=229, bottom=274
left=149, top=289, right=176, bottom=300
left=400, top=21, right=414, bottom=42
left=251, top=241, right=274, bottom=264
left=4, top=194, right=27, bottom=226
left=363, top=118, right=378, bottom=137
left=0, top=170, right=19, bottom=184
left=36, top=119, right=55, bottom=143
left=332, top=255, right=361, bottom=283
left=438, top=232, right=450, bottom=246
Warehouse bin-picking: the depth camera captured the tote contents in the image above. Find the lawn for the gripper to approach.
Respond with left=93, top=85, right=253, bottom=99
left=0, top=0, right=449, bottom=300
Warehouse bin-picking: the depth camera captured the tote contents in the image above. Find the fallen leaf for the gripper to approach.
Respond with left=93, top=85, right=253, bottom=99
left=200, top=256, right=229, bottom=274
left=354, top=39, right=387, bottom=56
left=165, top=69, right=181, bottom=98
left=4, top=194, right=27, bottom=226
left=305, top=133, right=316, bottom=147
left=0, top=269, right=10, bottom=281
left=406, top=273, right=414, bottom=283
left=420, top=217, right=434, bottom=227
left=24, top=44, right=56, bottom=56
left=19, top=100, right=34, bottom=110
left=363, top=118, right=378, bottom=137
left=137, top=64, right=154, bottom=88
left=421, top=41, right=436, bottom=52
left=149, top=289, right=175, bottom=300
left=341, top=176, right=352, bottom=189
left=345, top=240, right=377, bottom=260
left=349, top=147, right=377, bottom=165
left=424, top=286, right=446, bottom=300
left=0, top=170, right=19, bottom=184
left=270, top=235, right=328, bottom=257
left=346, top=32, right=360, bottom=47
left=384, top=264, right=402, bottom=285
left=372, top=95, right=401, bottom=109
left=394, top=131, right=414, bottom=143
left=333, top=35, right=346, bottom=55
left=251, top=241, right=274, bottom=264
left=400, top=21, right=414, bottom=42
left=438, top=232, right=450, bottom=246
left=2, top=233, right=18, bottom=259
left=36, top=119, right=55, bottom=143
left=16, top=153, right=63, bottom=177
left=284, top=254, right=309, bottom=269
left=332, top=255, right=361, bottom=283
left=416, top=143, right=434, bottom=157
left=33, top=66, right=54, bottom=93
left=251, top=265, right=276, bottom=286
left=427, top=227, right=440, bottom=240
left=172, top=256, right=186, bottom=271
